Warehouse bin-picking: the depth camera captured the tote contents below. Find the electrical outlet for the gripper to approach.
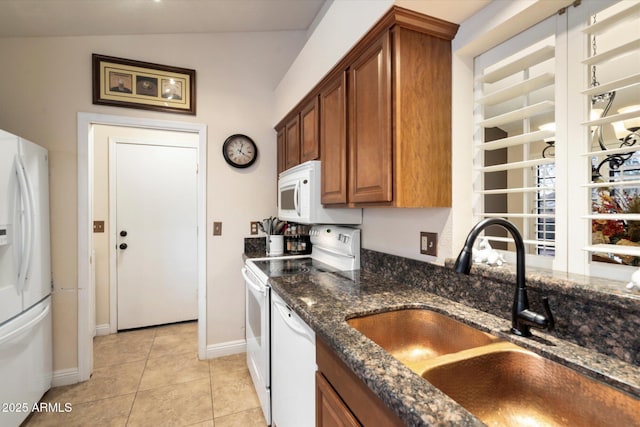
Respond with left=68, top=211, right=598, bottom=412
left=420, top=232, right=437, bottom=257
left=250, top=221, right=259, bottom=235
left=213, top=221, right=222, bottom=236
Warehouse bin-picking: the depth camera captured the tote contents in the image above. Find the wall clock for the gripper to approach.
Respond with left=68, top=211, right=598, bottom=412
left=222, top=134, right=258, bottom=168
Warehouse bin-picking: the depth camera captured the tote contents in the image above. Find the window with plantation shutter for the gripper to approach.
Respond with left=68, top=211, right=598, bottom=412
left=468, top=0, right=640, bottom=280
left=473, top=15, right=557, bottom=266
left=582, top=1, right=640, bottom=269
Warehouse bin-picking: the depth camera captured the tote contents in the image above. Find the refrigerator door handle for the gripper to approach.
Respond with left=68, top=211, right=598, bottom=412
left=0, top=302, right=50, bottom=345
left=14, top=155, right=34, bottom=293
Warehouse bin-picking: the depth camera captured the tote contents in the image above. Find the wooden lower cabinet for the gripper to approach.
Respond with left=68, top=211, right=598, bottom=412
left=316, top=372, right=361, bottom=427
left=316, top=338, right=404, bottom=427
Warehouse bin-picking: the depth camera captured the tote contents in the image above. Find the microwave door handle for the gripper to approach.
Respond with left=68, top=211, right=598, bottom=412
left=294, top=181, right=301, bottom=216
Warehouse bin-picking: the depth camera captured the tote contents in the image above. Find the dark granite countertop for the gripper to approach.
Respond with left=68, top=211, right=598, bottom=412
left=267, top=268, right=640, bottom=427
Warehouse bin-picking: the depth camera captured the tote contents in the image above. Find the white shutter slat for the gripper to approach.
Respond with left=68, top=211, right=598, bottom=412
left=479, top=158, right=553, bottom=173
left=582, top=2, right=640, bottom=35
left=584, top=244, right=640, bottom=258
left=477, top=45, right=555, bottom=84
left=480, top=212, right=555, bottom=219
left=582, top=39, right=640, bottom=66
left=477, top=73, right=555, bottom=106
left=486, top=235, right=556, bottom=247
left=584, top=179, right=640, bottom=189
left=585, top=214, right=640, bottom=221
left=480, top=130, right=554, bottom=151
left=583, top=109, right=640, bottom=126
left=583, top=145, right=640, bottom=158
left=479, top=186, right=554, bottom=195
left=581, top=73, right=640, bottom=96
left=479, top=101, right=555, bottom=128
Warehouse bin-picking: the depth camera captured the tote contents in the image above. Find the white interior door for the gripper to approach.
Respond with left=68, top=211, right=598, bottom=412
left=114, top=141, right=198, bottom=330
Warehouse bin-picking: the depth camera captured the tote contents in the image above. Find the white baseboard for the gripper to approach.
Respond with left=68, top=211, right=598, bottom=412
left=52, top=368, right=80, bottom=387
left=95, top=324, right=111, bottom=336
left=205, top=339, right=246, bottom=359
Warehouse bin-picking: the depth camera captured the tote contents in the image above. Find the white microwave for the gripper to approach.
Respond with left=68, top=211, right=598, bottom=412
left=278, top=161, right=362, bottom=225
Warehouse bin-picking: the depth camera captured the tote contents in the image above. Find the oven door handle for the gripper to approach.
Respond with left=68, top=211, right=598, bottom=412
left=242, top=267, right=266, bottom=295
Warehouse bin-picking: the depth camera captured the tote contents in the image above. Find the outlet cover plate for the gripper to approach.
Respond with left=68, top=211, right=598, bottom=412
left=420, top=232, right=437, bottom=256
left=250, top=221, right=259, bottom=235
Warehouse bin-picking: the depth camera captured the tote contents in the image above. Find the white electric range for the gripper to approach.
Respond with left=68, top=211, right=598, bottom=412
left=242, top=225, right=360, bottom=425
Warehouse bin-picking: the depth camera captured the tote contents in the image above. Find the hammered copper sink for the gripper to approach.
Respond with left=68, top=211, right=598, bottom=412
left=346, top=309, right=497, bottom=368
left=347, top=309, right=640, bottom=427
left=423, top=348, right=640, bottom=427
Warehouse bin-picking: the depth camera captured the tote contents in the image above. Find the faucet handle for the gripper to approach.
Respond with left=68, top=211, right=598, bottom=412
left=542, top=296, right=554, bottom=331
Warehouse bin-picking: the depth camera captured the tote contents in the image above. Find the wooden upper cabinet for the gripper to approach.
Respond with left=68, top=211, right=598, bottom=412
left=320, top=72, right=348, bottom=205
left=300, top=96, right=320, bottom=162
left=276, top=126, right=286, bottom=175
left=389, top=24, right=454, bottom=207
left=275, top=6, right=458, bottom=207
left=284, top=114, right=300, bottom=170
left=348, top=32, right=392, bottom=204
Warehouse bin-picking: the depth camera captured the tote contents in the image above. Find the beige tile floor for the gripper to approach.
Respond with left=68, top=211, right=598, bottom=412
left=23, top=321, right=267, bottom=427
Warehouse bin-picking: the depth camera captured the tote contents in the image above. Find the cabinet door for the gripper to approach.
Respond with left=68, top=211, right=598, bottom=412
left=301, top=96, right=320, bottom=162
left=276, top=126, right=286, bottom=175
left=285, top=114, right=301, bottom=170
left=348, top=33, right=392, bottom=204
left=320, top=72, right=348, bottom=205
left=316, top=372, right=361, bottom=427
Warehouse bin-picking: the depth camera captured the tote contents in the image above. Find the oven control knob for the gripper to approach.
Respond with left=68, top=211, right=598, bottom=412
left=119, top=243, right=128, bottom=250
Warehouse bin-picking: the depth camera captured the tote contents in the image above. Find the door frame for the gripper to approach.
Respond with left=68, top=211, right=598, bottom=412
left=77, top=112, right=207, bottom=382
left=108, top=136, right=199, bottom=332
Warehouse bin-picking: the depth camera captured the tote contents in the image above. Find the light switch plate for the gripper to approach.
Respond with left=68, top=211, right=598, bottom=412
left=420, top=232, right=437, bottom=256
left=213, top=221, right=222, bottom=236
left=93, top=220, right=105, bottom=233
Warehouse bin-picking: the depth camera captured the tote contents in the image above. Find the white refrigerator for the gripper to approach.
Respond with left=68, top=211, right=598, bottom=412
left=0, top=129, right=52, bottom=427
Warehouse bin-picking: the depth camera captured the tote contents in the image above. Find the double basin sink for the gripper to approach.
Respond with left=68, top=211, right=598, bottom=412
left=347, top=309, right=639, bottom=427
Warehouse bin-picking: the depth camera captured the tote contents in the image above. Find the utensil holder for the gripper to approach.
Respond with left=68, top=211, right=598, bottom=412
left=267, top=235, right=284, bottom=256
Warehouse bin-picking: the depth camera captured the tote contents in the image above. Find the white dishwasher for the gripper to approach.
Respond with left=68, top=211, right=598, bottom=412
left=270, top=290, right=316, bottom=427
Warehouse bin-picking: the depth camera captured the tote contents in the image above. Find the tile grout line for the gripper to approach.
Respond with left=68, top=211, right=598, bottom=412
left=125, top=326, right=158, bottom=426
left=209, top=355, right=216, bottom=424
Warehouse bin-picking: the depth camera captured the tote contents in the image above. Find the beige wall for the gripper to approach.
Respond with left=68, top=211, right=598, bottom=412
left=0, top=30, right=306, bottom=372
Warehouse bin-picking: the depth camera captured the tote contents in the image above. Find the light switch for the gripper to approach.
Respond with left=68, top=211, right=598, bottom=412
left=213, top=221, right=222, bottom=236
left=93, top=221, right=105, bottom=233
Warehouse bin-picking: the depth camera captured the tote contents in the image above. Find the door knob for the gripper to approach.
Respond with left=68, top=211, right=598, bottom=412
left=120, top=230, right=128, bottom=237
left=119, top=243, right=128, bottom=250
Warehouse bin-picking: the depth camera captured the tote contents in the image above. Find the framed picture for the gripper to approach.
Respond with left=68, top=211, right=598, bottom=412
left=92, top=54, right=196, bottom=115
